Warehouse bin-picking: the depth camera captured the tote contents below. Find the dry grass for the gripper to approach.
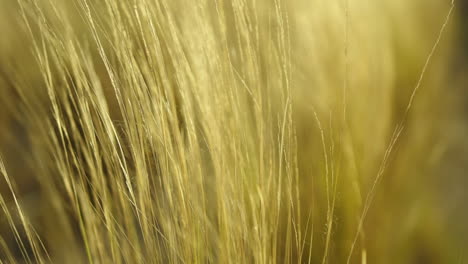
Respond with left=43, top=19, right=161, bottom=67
left=0, top=0, right=466, bottom=263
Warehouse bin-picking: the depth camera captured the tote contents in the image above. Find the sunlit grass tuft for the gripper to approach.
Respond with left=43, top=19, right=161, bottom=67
left=0, top=0, right=465, bottom=263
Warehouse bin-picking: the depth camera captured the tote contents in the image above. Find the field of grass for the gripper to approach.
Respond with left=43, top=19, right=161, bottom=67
left=0, top=0, right=466, bottom=263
